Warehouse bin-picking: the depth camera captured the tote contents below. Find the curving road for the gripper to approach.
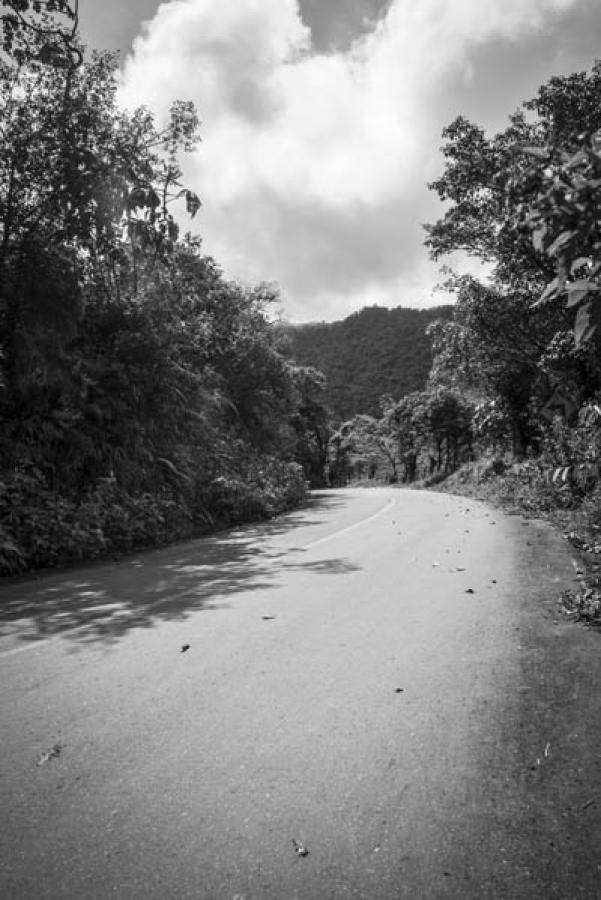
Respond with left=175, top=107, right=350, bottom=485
left=2, top=488, right=601, bottom=899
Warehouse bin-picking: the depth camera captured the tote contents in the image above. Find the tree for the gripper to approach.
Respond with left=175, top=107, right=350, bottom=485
left=0, top=45, right=200, bottom=402
left=424, top=61, right=601, bottom=454
left=0, top=35, right=312, bottom=574
left=289, top=366, right=331, bottom=487
left=2, top=0, right=79, bottom=67
left=519, top=128, right=601, bottom=347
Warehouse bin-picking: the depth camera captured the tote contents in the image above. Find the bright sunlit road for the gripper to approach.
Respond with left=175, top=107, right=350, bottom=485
left=2, top=488, right=601, bottom=899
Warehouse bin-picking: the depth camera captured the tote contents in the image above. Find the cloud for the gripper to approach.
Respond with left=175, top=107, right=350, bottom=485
left=118, top=0, right=586, bottom=321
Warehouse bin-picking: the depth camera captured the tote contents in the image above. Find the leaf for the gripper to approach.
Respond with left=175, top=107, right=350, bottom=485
left=565, top=149, right=588, bottom=169
left=546, top=230, right=576, bottom=257
left=36, top=743, right=62, bottom=766
left=534, top=276, right=560, bottom=307
left=566, top=279, right=597, bottom=308
left=532, top=226, right=546, bottom=254
left=574, top=302, right=598, bottom=347
left=128, top=186, right=147, bottom=211
left=522, top=145, right=549, bottom=159
left=146, top=188, right=161, bottom=209
left=570, top=256, right=592, bottom=275
left=185, top=190, right=201, bottom=218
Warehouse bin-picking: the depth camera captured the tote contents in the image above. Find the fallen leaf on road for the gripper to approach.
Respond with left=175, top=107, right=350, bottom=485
left=395, top=688, right=404, bottom=693
left=37, top=743, right=61, bottom=767
left=432, top=562, right=440, bottom=568
left=262, top=616, right=276, bottom=621
left=292, top=839, right=309, bottom=857
left=181, top=644, right=190, bottom=653
left=456, top=567, right=466, bottom=572
left=465, top=588, right=475, bottom=594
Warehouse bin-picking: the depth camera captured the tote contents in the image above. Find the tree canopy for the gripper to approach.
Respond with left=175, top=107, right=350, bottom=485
left=0, top=18, right=329, bottom=575
left=423, top=60, right=601, bottom=457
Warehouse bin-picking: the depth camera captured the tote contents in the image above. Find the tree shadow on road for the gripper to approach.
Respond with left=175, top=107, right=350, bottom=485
left=0, top=491, right=360, bottom=646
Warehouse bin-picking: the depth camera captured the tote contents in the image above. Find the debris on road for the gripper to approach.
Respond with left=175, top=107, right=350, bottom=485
left=531, top=743, right=551, bottom=771
left=582, top=799, right=595, bottom=810
left=395, top=688, right=404, bottom=693
left=465, top=588, right=475, bottom=594
left=559, top=586, right=601, bottom=626
left=181, top=644, right=190, bottom=653
left=262, top=615, right=276, bottom=620
left=292, top=839, right=309, bottom=857
left=36, top=743, right=62, bottom=767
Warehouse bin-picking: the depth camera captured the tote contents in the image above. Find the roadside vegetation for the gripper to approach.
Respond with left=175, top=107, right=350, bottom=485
left=325, top=58, right=601, bottom=624
left=4, top=3, right=601, bottom=606
left=0, top=3, right=328, bottom=575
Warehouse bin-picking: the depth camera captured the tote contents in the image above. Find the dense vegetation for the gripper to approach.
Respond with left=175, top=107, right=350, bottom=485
left=0, top=6, right=329, bottom=575
left=285, top=305, right=452, bottom=420
left=324, top=60, right=601, bottom=506
left=330, top=56, right=601, bottom=546
left=5, top=3, right=601, bottom=581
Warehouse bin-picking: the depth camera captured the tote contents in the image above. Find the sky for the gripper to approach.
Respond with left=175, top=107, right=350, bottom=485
left=79, top=0, right=601, bottom=322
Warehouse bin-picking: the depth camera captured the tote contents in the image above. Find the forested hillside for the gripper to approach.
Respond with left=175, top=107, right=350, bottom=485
left=285, top=305, right=452, bottom=420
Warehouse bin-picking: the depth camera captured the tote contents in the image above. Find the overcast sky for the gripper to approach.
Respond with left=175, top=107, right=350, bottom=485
left=79, top=0, right=601, bottom=322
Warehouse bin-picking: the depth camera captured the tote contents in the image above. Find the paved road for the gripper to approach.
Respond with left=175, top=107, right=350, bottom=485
left=2, top=488, right=601, bottom=899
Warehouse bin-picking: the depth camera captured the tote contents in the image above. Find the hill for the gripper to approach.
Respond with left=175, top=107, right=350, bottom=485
left=284, top=305, right=453, bottom=421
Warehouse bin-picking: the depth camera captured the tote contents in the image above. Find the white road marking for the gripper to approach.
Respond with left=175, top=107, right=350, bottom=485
left=0, top=494, right=398, bottom=659
left=299, top=496, right=397, bottom=550
left=0, top=636, right=61, bottom=660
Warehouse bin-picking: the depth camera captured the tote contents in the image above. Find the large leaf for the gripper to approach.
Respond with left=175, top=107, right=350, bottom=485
left=574, top=300, right=601, bottom=346
left=532, top=226, right=547, bottom=253
left=570, top=256, right=592, bottom=275
left=533, top=276, right=560, bottom=308
left=567, top=279, right=597, bottom=308
left=186, top=190, right=201, bottom=218
left=546, top=229, right=576, bottom=257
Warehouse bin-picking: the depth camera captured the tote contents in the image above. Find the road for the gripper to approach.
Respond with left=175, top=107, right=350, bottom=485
left=1, top=487, right=601, bottom=899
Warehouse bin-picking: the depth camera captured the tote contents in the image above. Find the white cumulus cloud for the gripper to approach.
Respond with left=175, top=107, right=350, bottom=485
left=118, top=0, right=586, bottom=321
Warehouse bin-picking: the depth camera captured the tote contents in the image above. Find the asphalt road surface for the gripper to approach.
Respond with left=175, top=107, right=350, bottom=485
left=2, top=488, right=601, bottom=899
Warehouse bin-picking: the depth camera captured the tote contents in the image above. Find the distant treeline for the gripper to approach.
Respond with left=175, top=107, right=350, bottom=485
left=284, top=305, right=453, bottom=421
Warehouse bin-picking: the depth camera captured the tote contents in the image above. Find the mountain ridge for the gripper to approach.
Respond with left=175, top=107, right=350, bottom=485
left=284, top=304, right=453, bottom=421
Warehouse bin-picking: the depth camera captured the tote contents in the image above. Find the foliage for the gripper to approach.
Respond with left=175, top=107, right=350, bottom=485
left=288, top=366, right=331, bottom=487
left=519, top=130, right=601, bottom=346
left=425, top=60, right=601, bottom=458
left=327, top=387, right=473, bottom=486
left=0, top=31, right=314, bottom=577
left=2, top=0, right=79, bottom=67
left=285, top=305, right=453, bottom=421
